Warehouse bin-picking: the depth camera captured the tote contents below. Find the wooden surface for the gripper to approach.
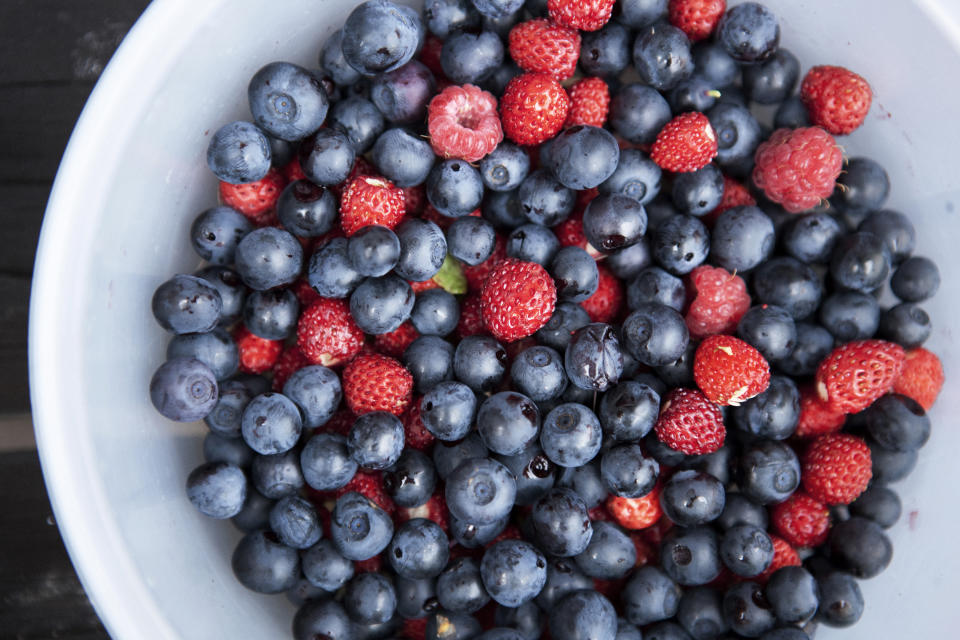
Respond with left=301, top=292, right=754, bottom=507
left=0, top=1, right=151, bottom=637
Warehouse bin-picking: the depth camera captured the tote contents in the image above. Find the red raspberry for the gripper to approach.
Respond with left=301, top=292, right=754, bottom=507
left=401, top=397, right=436, bottom=452
left=771, top=492, right=831, bottom=548
left=374, top=321, right=420, bottom=358
left=752, top=127, right=843, bottom=213
left=650, top=112, right=718, bottom=173
left=342, top=352, right=413, bottom=416
left=297, top=298, right=365, bottom=367
left=338, top=175, right=406, bottom=236
left=802, top=433, right=872, bottom=505
left=580, top=263, right=624, bottom=324
left=334, top=470, right=396, bottom=515
left=401, top=184, right=427, bottom=216
left=456, top=292, right=487, bottom=338
left=548, top=0, right=615, bottom=30
left=801, top=65, right=872, bottom=136
left=290, top=278, right=321, bottom=307
left=508, top=19, right=581, bottom=81
left=462, top=234, right=507, bottom=292
left=606, top=484, right=663, bottom=530
left=685, top=265, right=751, bottom=339
left=500, top=73, right=571, bottom=146
left=564, top=77, right=611, bottom=128
left=270, top=345, right=310, bottom=391
left=427, top=84, right=503, bottom=163
left=655, top=388, right=725, bottom=455
left=701, top=176, right=756, bottom=227
left=219, top=168, right=286, bottom=225
left=893, top=347, right=944, bottom=411
left=480, top=259, right=557, bottom=342
left=755, top=535, right=801, bottom=583
left=233, top=326, right=283, bottom=374
left=396, top=491, right=449, bottom=532
left=693, top=335, right=771, bottom=406
left=815, top=339, right=905, bottom=414
left=795, top=384, right=846, bottom=438
left=281, top=157, right=307, bottom=183
left=668, top=0, right=726, bottom=41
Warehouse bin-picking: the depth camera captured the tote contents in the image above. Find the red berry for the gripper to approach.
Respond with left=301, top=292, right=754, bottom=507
left=219, top=168, right=286, bottom=224
left=701, top=175, right=756, bottom=227
left=397, top=491, right=449, bottom=532
left=401, top=184, right=427, bottom=216
left=655, top=388, right=725, bottom=455
left=418, top=35, right=446, bottom=80
left=339, top=175, right=406, bottom=236
left=685, top=265, right=751, bottom=339
left=480, top=259, right=557, bottom=342
left=815, top=339, right=905, bottom=414
left=580, top=263, right=624, bottom=324
left=456, top=292, right=488, bottom=338
left=650, top=112, right=718, bottom=173
left=342, top=352, right=413, bottom=416
left=463, top=234, right=507, bottom=292
left=290, top=277, right=322, bottom=307
left=893, top=347, right=944, bottom=411
left=401, top=397, right=436, bottom=452
left=508, top=19, right=581, bottom=81
left=353, top=554, right=383, bottom=574
left=500, top=73, right=571, bottom=146
left=565, top=77, right=611, bottom=128
left=334, top=470, right=396, bottom=515
left=752, top=127, right=843, bottom=213
left=233, top=326, right=283, bottom=374
left=802, top=433, right=872, bottom=505
left=281, top=157, right=307, bottom=183
left=401, top=618, right=427, bottom=640
left=374, top=321, right=420, bottom=358
left=668, top=0, right=726, bottom=41
left=606, top=484, right=663, bottom=530
left=548, top=0, right=615, bottom=31
left=795, top=384, right=846, bottom=438
left=322, top=408, right=356, bottom=437
left=693, top=335, right=771, bottom=406
left=409, top=278, right=442, bottom=294
left=755, top=535, right=802, bottom=584
left=801, top=65, right=872, bottom=136
left=297, top=298, right=365, bottom=367
left=270, top=345, right=310, bottom=391
left=771, top=492, right=831, bottom=548
left=427, top=84, right=503, bottom=162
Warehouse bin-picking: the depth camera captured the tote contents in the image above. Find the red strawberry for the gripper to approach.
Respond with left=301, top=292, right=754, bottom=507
left=548, top=0, right=615, bottom=30
left=401, top=617, right=428, bottom=640
left=650, top=112, right=718, bottom=173
left=755, top=535, right=802, bottom=584
left=463, top=234, right=507, bottom=292
left=374, top=321, right=420, bottom=358
left=655, top=388, right=725, bottom=455
left=770, top=491, right=830, bottom=548
left=504, top=336, right=538, bottom=362
left=668, top=0, right=726, bottom=41
left=297, top=298, right=365, bottom=367
left=353, top=554, right=383, bottom=574
left=322, top=408, right=356, bottom=437
left=685, top=265, right=751, bottom=339
left=334, top=470, right=396, bottom=515
left=489, top=524, right=524, bottom=547
left=219, top=168, right=287, bottom=225
left=815, top=339, right=905, bottom=414
left=427, top=84, right=503, bottom=162
left=701, top=175, right=756, bottom=227
left=401, top=396, right=436, bottom=452
left=290, top=277, right=321, bottom=307
left=693, top=335, right=771, bottom=406
left=401, top=184, right=427, bottom=216
left=631, top=532, right=658, bottom=567
left=795, top=384, right=846, bottom=438
left=552, top=209, right=601, bottom=257
left=233, top=326, right=283, bottom=374
left=270, top=345, right=310, bottom=391
left=580, top=263, right=624, bottom=324
left=397, top=491, right=449, bottom=532
left=339, top=175, right=406, bottom=236
left=508, top=19, right=581, bottom=81
left=342, top=352, right=413, bottom=416
left=801, top=433, right=872, bottom=505
left=752, top=127, right=843, bottom=213
left=281, top=157, right=307, bottom=183
left=500, top=73, right=571, bottom=146
left=801, top=65, right=872, bottom=136
left=456, top=292, right=488, bottom=338
left=606, top=484, right=663, bottom=530
left=418, top=35, right=446, bottom=80
left=893, top=347, right=944, bottom=411
left=564, top=77, right=611, bottom=128
left=480, top=259, right=557, bottom=342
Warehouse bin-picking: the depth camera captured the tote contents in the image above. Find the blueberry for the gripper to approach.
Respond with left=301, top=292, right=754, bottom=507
left=624, top=566, right=681, bottom=626
left=551, top=247, right=600, bottom=303
left=194, top=267, right=246, bottom=326
left=243, top=288, right=299, bottom=340
left=818, top=291, right=880, bottom=342
left=535, top=302, right=591, bottom=352
left=283, top=365, right=342, bottom=429
left=531, top=487, right=593, bottom=557
left=167, top=328, right=238, bottom=381
left=606, top=239, right=654, bottom=279
left=676, top=587, right=728, bottom=640
left=627, top=267, right=686, bottom=312
left=555, top=460, right=607, bottom=509
left=446, top=457, right=516, bottom=524
left=481, top=540, right=547, bottom=606
left=395, top=575, right=437, bottom=619
left=717, top=2, right=780, bottom=63
left=251, top=449, right=304, bottom=499
left=615, top=619, right=644, bottom=640
left=652, top=214, right=710, bottom=275
left=448, top=216, right=497, bottom=266
left=731, top=375, right=800, bottom=440
left=298, top=128, right=356, bottom=187
left=276, top=181, right=337, bottom=238
left=344, top=572, right=397, bottom=625
left=599, top=148, right=662, bottom=205
left=395, top=218, right=447, bottom=281
left=753, top=257, right=823, bottom=319
left=330, top=491, right=395, bottom=561
left=152, top=274, right=223, bottom=335
left=830, top=231, right=891, bottom=293
left=433, top=431, right=489, bottom=479
left=653, top=341, right=696, bottom=387
left=350, top=274, right=414, bottom=334
left=737, top=440, right=800, bottom=505
left=720, top=524, right=774, bottom=577
left=680, top=442, right=736, bottom=486
left=241, top=392, right=302, bottom=455
left=710, top=205, right=775, bottom=272
left=483, top=189, right=528, bottom=229
left=717, top=492, right=768, bottom=531
left=535, top=558, right=594, bottom=611
left=707, top=103, right=762, bottom=176
left=348, top=411, right=405, bottom=470
left=403, top=331, right=453, bottom=387
left=782, top=211, right=843, bottom=264
left=549, top=590, right=617, bottom=640
left=230, top=529, right=301, bottom=598
left=507, top=346, right=565, bottom=402
left=441, top=30, right=504, bottom=84
left=764, top=566, right=818, bottom=625
left=437, top=557, right=491, bottom=613
left=150, top=358, right=218, bottom=422
left=479, top=141, right=530, bottom=192
left=300, top=433, right=357, bottom=491
left=422, top=381, right=477, bottom=441
left=371, top=60, right=436, bottom=124
left=583, top=194, right=648, bottom=253
left=622, top=302, right=690, bottom=366
left=320, top=29, right=363, bottom=85
left=384, top=448, right=436, bottom=508
left=850, top=484, right=902, bottom=528
left=235, top=227, right=303, bottom=291
left=633, top=23, right=693, bottom=90
left=496, top=443, right=555, bottom=506
left=370, top=128, right=434, bottom=188
left=609, top=83, right=673, bottom=145
left=773, top=96, right=811, bottom=129
left=643, top=621, right=692, bottom=640
left=891, top=255, right=940, bottom=302
left=203, top=431, right=254, bottom=468
left=833, top=157, right=890, bottom=212
left=866, top=393, right=930, bottom=452
left=293, top=600, right=356, bottom=640
left=495, top=602, right=542, bottom=640
left=671, top=165, right=724, bottom=217
left=424, top=0, right=480, bottom=38
left=815, top=571, right=864, bottom=627
left=546, top=125, right=621, bottom=191
left=206, top=121, right=271, bottom=184
left=407, top=293, right=457, bottom=341
left=341, top=0, right=422, bottom=75
left=540, top=403, right=603, bottom=468
left=476, top=391, right=541, bottom=456
left=507, top=223, right=560, bottom=266
left=305, top=540, right=355, bottom=593
left=580, top=21, right=631, bottom=77
left=736, top=305, right=797, bottom=362
left=692, top=41, right=739, bottom=87
left=518, top=168, right=576, bottom=226
left=483, top=60, right=523, bottom=95
left=190, top=206, right=253, bottom=265
left=427, top=159, right=485, bottom=218
left=773, top=322, right=833, bottom=377
left=387, top=518, right=449, bottom=580
left=307, top=237, right=364, bottom=298
left=564, top=323, right=623, bottom=390
left=247, top=62, right=328, bottom=141
left=722, top=581, right=776, bottom=637
left=472, top=0, right=523, bottom=18
left=450, top=513, right=509, bottom=549
left=267, top=495, right=322, bottom=550
left=598, top=381, right=660, bottom=442
left=185, top=461, right=247, bottom=519
left=661, top=526, right=722, bottom=586
left=328, top=96, right=385, bottom=153
left=600, top=443, right=659, bottom=498
left=661, top=470, right=726, bottom=526
left=857, top=209, right=916, bottom=264
left=868, top=437, right=918, bottom=484
left=742, top=48, right=799, bottom=104
left=668, top=75, right=720, bottom=115
left=453, top=335, right=507, bottom=393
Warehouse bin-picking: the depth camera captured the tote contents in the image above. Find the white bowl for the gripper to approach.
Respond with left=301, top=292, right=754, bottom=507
left=30, top=0, right=960, bottom=637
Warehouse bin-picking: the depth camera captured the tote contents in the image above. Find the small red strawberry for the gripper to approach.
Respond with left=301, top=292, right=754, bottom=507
left=548, top=0, right=615, bottom=31
left=801, top=433, right=872, bottom=505
left=455, top=292, right=488, bottom=338
left=893, top=347, right=944, bottom=411
left=418, top=35, right=446, bottom=80
left=795, top=384, right=846, bottom=438
left=400, top=184, right=427, bottom=216
left=655, top=388, right=725, bottom=455
left=801, top=65, right=872, bottom=136
left=580, top=263, right=624, bottom=324
left=630, top=531, right=658, bottom=567
left=650, top=112, right=718, bottom=173
left=770, top=491, right=831, bottom=548
left=693, top=335, right=771, bottom=406
left=374, top=321, right=420, bottom=358
left=752, top=127, right=843, bottom=213
left=481, top=259, right=557, bottom=342
left=463, top=234, right=507, bottom=292
left=552, top=209, right=601, bottom=257
left=233, top=326, right=283, bottom=374
left=339, top=175, right=406, bottom=236
left=606, top=483, right=663, bottom=530
left=291, top=277, right=322, bottom=307
left=427, top=84, right=503, bottom=162
left=701, top=175, right=756, bottom=227
left=270, top=345, right=310, bottom=391
left=342, top=352, right=413, bottom=416
left=322, top=408, right=356, bottom=437
left=401, top=396, right=436, bottom=452
left=334, top=470, right=396, bottom=515
left=564, top=77, right=611, bottom=128
left=281, top=157, right=307, bottom=183
left=755, top=535, right=802, bottom=584
left=508, top=19, right=581, bottom=81
left=353, top=554, right=383, bottom=574
left=668, top=0, right=726, bottom=41
left=685, top=265, right=751, bottom=339
left=396, top=491, right=449, bottom=532
left=500, top=73, right=571, bottom=146
left=219, top=168, right=287, bottom=225
left=297, top=298, right=365, bottom=367
left=815, top=339, right=905, bottom=414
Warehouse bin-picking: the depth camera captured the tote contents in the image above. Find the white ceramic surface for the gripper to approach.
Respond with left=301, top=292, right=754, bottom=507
left=30, top=0, right=960, bottom=638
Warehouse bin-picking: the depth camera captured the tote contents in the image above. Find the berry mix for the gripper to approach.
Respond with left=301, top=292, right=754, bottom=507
left=147, top=0, right=946, bottom=638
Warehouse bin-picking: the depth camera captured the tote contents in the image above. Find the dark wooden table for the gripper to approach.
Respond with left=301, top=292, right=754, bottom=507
left=0, top=2, right=151, bottom=637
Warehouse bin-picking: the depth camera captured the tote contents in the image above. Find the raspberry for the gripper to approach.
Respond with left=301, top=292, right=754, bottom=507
left=893, top=347, right=944, bottom=411
left=580, top=263, right=624, bottom=324
left=606, top=484, right=663, bottom=530
left=801, top=65, right=872, bottom=136
left=655, top=388, right=725, bottom=455
left=270, top=345, right=310, bottom=391
left=668, top=0, right=726, bottom=41
left=462, top=234, right=507, bottom=292
left=218, top=168, right=286, bottom=225
left=342, top=352, right=413, bottom=416
left=565, top=77, right=611, bottom=128
left=650, top=112, right=718, bottom=173
left=548, top=0, right=615, bottom=31
left=693, top=335, right=771, bottom=406
left=338, top=175, right=406, bottom=236
left=508, top=19, right=581, bottom=81
left=233, top=326, right=283, bottom=374
left=701, top=175, right=756, bottom=227
left=374, top=321, right=420, bottom=358
left=401, top=397, right=436, bottom=452
left=771, top=492, right=831, bottom=548
left=752, top=127, right=843, bottom=213
left=427, top=84, right=503, bottom=163
left=480, top=259, right=557, bottom=342
left=815, top=339, right=905, bottom=414
left=500, top=73, right=571, bottom=146
left=795, top=384, right=846, bottom=438
left=297, top=298, right=365, bottom=367
left=455, top=292, right=487, bottom=338
left=802, top=433, right=872, bottom=505
left=685, top=265, right=751, bottom=339
left=755, top=535, right=802, bottom=583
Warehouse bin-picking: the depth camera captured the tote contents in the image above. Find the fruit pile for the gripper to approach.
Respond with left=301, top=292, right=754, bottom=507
left=148, top=0, right=946, bottom=638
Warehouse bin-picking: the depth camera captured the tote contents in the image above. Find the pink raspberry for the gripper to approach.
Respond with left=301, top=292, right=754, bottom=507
left=427, top=84, right=503, bottom=163
left=752, top=127, right=843, bottom=213
left=685, top=265, right=751, bottom=339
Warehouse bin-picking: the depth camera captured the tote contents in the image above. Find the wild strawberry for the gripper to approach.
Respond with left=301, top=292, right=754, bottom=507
left=233, top=326, right=283, bottom=374
left=463, top=234, right=507, bottom=291
left=694, top=335, right=770, bottom=406
left=297, top=298, right=365, bottom=367
left=500, top=73, right=571, bottom=146
left=342, top=352, right=413, bottom=416
left=565, top=77, right=611, bottom=128
left=802, top=433, right=872, bottom=505
left=401, top=396, right=436, bottom=452
left=410, top=278, right=442, bottom=294
left=795, top=384, right=846, bottom=438
left=281, top=157, right=307, bottom=183
left=631, top=532, right=658, bottom=566
left=456, top=292, right=487, bottom=338
left=427, top=84, right=503, bottom=163
left=553, top=211, right=589, bottom=248
left=650, top=112, right=718, bottom=173
left=548, top=0, right=615, bottom=31
left=580, top=263, right=624, bottom=323
left=397, top=491, right=449, bottom=532
left=334, top=470, right=396, bottom=515
left=401, top=184, right=427, bottom=216
left=353, top=555, right=383, bottom=574
left=339, top=175, right=406, bottom=236
left=508, top=19, right=581, bottom=81
left=655, top=388, right=725, bottom=455
left=668, top=0, right=726, bottom=41
left=770, top=492, right=830, bottom=548
left=815, top=339, right=905, bottom=414
left=752, top=127, right=843, bottom=213
left=219, top=168, right=286, bottom=225
left=480, top=259, right=557, bottom=342
left=801, top=65, right=872, bottom=136
left=755, top=535, right=802, bottom=584
left=270, top=345, right=310, bottom=391
left=290, top=277, right=321, bottom=307
left=322, top=408, right=356, bottom=437
left=374, top=321, right=420, bottom=358
left=685, top=265, right=751, bottom=339
left=606, top=484, right=663, bottom=530
left=893, top=347, right=944, bottom=411
left=701, top=176, right=756, bottom=227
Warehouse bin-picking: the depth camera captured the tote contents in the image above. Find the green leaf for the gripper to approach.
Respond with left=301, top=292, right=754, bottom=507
left=432, top=254, right=467, bottom=295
